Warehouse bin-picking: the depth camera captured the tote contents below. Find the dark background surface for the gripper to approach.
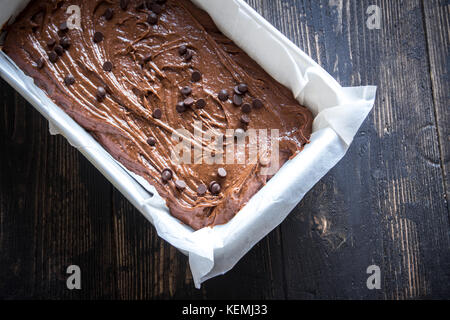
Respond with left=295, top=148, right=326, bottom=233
left=0, top=0, right=449, bottom=299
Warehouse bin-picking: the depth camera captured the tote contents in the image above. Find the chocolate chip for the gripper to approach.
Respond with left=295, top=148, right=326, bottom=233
left=147, top=12, right=158, bottom=25
left=240, top=114, right=250, bottom=124
left=234, top=86, right=243, bottom=95
left=252, top=99, right=263, bottom=109
left=36, top=57, right=45, bottom=69
left=218, top=89, right=229, bottom=101
left=191, top=71, right=202, bottom=82
left=196, top=98, right=206, bottom=109
left=47, top=39, right=56, bottom=49
left=197, top=184, right=207, bottom=196
left=238, top=83, right=248, bottom=93
left=60, top=37, right=71, bottom=49
left=93, top=31, right=104, bottom=43
left=175, top=180, right=187, bottom=191
left=232, top=94, right=243, bottom=106
left=103, top=61, right=113, bottom=72
left=103, top=8, right=114, bottom=20
left=120, top=0, right=129, bottom=10
left=156, top=0, right=167, bottom=4
left=178, top=45, right=187, bottom=55
left=183, top=97, right=195, bottom=108
left=151, top=3, right=162, bottom=14
left=176, top=102, right=186, bottom=113
left=48, top=51, right=58, bottom=63
left=241, top=103, right=251, bottom=114
left=181, top=86, right=192, bottom=96
left=152, top=108, right=162, bottom=119
left=147, top=137, right=156, bottom=146
left=96, top=86, right=106, bottom=102
left=64, top=74, right=75, bottom=86
left=217, top=168, right=227, bottom=178
left=161, top=168, right=172, bottom=182
left=54, top=44, right=64, bottom=56
left=209, top=181, right=221, bottom=195
left=59, top=21, right=68, bottom=33
left=184, top=50, right=193, bottom=61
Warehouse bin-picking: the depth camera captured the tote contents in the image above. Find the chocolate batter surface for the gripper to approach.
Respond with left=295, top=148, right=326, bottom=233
left=3, top=0, right=313, bottom=230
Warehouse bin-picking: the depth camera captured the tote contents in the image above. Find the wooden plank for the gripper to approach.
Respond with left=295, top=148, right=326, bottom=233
left=421, top=0, right=450, bottom=298
left=422, top=0, right=450, bottom=206
left=0, top=80, right=117, bottom=299
left=0, top=90, right=37, bottom=299
left=247, top=0, right=450, bottom=299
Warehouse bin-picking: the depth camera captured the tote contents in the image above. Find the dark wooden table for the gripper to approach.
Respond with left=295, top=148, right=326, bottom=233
left=1, top=0, right=449, bottom=300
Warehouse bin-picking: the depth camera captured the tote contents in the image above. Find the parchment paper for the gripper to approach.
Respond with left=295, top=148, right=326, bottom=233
left=0, top=0, right=376, bottom=288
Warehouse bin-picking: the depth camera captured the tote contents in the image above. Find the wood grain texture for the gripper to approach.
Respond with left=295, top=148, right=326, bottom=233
left=423, top=0, right=449, bottom=204
left=0, top=0, right=449, bottom=300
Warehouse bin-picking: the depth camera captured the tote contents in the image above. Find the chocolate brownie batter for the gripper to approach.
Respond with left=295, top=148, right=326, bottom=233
left=3, top=0, right=313, bottom=230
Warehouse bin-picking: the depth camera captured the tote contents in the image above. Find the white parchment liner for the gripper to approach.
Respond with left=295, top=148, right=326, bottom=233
left=0, top=0, right=376, bottom=288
